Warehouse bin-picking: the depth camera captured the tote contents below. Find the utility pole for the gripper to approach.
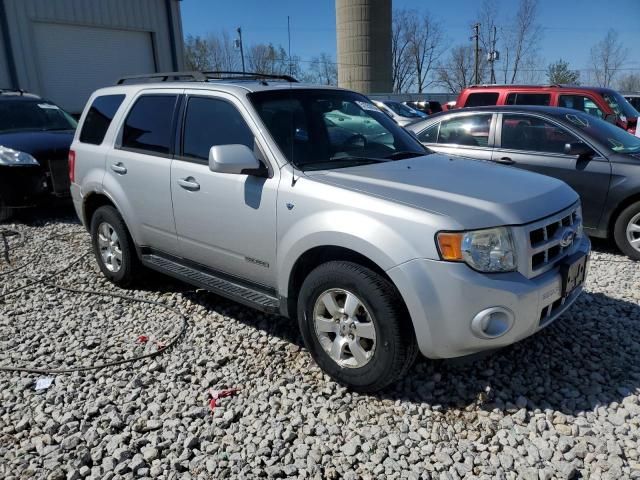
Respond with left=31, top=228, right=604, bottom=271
left=488, top=26, right=498, bottom=84
left=472, top=23, right=480, bottom=85
left=287, top=16, right=292, bottom=76
left=236, top=27, right=246, bottom=74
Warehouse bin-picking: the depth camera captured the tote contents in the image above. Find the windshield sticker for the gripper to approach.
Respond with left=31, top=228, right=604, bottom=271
left=566, top=113, right=589, bottom=127
left=38, top=103, right=60, bottom=110
left=356, top=101, right=379, bottom=112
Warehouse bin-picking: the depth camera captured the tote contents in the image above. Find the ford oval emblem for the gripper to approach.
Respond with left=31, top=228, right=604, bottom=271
left=559, top=228, right=575, bottom=248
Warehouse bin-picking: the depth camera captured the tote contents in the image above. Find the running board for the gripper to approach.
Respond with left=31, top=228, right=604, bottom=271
left=141, top=253, right=280, bottom=313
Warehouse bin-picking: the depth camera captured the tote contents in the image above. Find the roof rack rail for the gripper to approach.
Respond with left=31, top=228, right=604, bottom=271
left=0, top=87, right=27, bottom=95
left=116, top=71, right=298, bottom=85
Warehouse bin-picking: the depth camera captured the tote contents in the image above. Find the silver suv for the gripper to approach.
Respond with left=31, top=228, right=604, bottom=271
left=70, top=72, right=590, bottom=392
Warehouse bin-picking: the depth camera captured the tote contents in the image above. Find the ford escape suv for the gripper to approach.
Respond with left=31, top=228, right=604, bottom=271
left=70, top=72, right=590, bottom=392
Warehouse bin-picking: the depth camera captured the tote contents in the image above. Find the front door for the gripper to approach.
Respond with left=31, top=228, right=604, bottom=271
left=493, top=113, right=611, bottom=230
left=416, top=113, right=496, bottom=162
left=170, top=92, right=279, bottom=287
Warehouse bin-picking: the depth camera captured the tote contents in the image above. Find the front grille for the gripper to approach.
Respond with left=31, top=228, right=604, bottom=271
left=527, top=207, right=580, bottom=275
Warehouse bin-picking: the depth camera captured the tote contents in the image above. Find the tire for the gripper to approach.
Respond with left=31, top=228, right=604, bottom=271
left=613, top=201, right=640, bottom=261
left=90, top=206, right=139, bottom=287
left=297, top=261, right=418, bottom=392
left=0, top=195, right=13, bottom=223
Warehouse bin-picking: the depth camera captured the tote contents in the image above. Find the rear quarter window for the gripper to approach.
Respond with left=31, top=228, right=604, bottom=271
left=464, top=92, right=499, bottom=107
left=79, top=94, right=126, bottom=145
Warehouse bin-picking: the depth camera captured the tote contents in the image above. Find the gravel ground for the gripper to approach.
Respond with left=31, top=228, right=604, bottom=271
left=1, top=207, right=639, bottom=480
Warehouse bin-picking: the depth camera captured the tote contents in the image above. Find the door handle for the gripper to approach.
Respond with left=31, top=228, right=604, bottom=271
left=177, top=177, right=200, bottom=191
left=495, top=157, right=515, bottom=165
left=110, top=162, right=127, bottom=174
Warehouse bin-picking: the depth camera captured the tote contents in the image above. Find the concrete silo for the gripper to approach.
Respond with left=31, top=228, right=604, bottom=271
left=335, top=0, right=392, bottom=94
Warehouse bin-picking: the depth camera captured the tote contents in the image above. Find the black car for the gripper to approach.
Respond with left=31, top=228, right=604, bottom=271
left=0, top=91, right=77, bottom=221
left=404, top=100, right=443, bottom=115
left=407, top=105, right=640, bottom=260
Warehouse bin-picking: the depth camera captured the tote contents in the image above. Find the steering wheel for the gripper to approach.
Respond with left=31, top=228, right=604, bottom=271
left=343, top=133, right=367, bottom=149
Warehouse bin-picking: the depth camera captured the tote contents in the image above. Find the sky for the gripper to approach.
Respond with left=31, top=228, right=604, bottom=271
left=180, top=0, right=640, bottom=80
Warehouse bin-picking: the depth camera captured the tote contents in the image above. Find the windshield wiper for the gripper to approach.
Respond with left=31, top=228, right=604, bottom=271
left=302, top=157, right=390, bottom=170
left=384, top=151, right=427, bottom=160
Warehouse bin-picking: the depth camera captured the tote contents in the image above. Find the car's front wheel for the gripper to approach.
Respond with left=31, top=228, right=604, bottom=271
left=614, top=201, right=640, bottom=261
left=90, top=206, right=139, bottom=287
left=297, top=261, right=418, bottom=392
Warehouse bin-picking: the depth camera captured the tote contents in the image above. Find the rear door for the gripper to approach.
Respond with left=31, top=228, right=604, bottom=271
left=493, top=112, right=611, bottom=229
left=415, top=112, right=496, bottom=161
left=104, top=89, right=182, bottom=254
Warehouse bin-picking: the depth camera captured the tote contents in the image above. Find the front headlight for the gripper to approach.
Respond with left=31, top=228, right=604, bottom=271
left=0, top=145, right=39, bottom=166
left=437, top=227, right=517, bottom=273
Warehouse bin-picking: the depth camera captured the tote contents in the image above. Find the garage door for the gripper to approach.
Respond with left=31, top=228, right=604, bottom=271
left=34, top=23, right=156, bottom=113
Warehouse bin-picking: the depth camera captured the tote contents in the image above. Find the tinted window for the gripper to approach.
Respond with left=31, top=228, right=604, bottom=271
left=0, top=100, right=77, bottom=134
left=183, top=97, right=254, bottom=160
left=502, top=114, right=576, bottom=154
left=418, top=123, right=439, bottom=143
left=558, top=95, right=604, bottom=119
left=122, top=95, right=177, bottom=154
left=464, top=92, right=499, bottom=107
left=80, top=95, right=125, bottom=144
left=437, top=114, right=492, bottom=147
left=506, top=93, right=551, bottom=106
left=250, top=90, right=426, bottom=171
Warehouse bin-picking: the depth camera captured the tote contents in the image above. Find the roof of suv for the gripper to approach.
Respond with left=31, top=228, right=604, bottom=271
left=462, top=84, right=617, bottom=94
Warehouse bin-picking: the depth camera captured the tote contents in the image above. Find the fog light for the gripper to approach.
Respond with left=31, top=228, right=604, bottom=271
left=471, top=307, right=514, bottom=339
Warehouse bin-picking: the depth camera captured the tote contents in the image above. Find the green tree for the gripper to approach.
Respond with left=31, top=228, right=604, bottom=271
left=547, top=59, right=580, bottom=85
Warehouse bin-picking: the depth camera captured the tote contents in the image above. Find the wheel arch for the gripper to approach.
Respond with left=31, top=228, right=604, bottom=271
left=607, top=191, right=640, bottom=237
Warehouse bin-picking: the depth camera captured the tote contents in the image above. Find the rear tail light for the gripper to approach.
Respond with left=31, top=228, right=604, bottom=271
left=68, top=149, right=76, bottom=183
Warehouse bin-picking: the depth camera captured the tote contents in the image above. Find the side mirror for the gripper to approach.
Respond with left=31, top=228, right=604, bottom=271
left=604, top=113, right=617, bottom=124
left=209, top=144, right=263, bottom=175
left=564, top=141, right=593, bottom=158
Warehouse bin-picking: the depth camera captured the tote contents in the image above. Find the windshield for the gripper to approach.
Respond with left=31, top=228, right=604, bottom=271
left=563, top=111, right=640, bottom=154
left=602, top=91, right=640, bottom=120
left=0, top=100, right=77, bottom=133
left=249, top=89, right=427, bottom=171
left=383, top=101, right=425, bottom=118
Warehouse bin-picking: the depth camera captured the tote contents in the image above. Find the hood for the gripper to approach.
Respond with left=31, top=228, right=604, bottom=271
left=306, top=154, right=578, bottom=229
left=0, top=130, right=74, bottom=160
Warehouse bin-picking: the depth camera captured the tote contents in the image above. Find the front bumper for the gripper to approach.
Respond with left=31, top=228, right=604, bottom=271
left=387, top=235, right=590, bottom=359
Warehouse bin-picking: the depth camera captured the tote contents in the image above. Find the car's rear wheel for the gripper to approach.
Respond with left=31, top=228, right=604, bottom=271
left=297, top=261, right=418, bottom=392
left=614, top=201, right=640, bottom=261
left=90, top=206, right=139, bottom=287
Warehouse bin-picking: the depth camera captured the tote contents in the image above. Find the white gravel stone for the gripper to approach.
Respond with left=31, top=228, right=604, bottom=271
left=1, top=211, right=639, bottom=479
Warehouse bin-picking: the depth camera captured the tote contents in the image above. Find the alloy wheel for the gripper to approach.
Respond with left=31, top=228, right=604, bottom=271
left=97, top=222, right=123, bottom=273
left=627, top=213, right=640, bottom=253
left=312, top=288, right=377, bottom=368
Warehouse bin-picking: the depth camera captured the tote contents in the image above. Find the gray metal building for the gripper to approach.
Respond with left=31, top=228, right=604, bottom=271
left=335, top=0, right=392, bottom=94
left=0, top=0, right=185, bottom=113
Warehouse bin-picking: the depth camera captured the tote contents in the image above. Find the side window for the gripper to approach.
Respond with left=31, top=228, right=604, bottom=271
left=501, top=114, right=576, bottom=154
left=79, top=94, right=125, bottom=145
left=121, top=95, right=177, bottom=155
left=506, top=93, right=551, bottom=106
left=183, top=97, right=254, bottom=161
left=418, top=123, right=439, bottom=143
left=464, top=92, right=499, bottom=107
left=558, top=95, right=604, bottom=119
left=438, top=114, right=492, bottom=147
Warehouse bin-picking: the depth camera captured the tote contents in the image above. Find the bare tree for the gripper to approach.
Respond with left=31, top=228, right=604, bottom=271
left=184, top=35, right=214, bottom=71
left=405, top=11, right=445, bottom=92
left=208, top=31, right=240, bottom=71
left=246, top=43, right=292, bottom=75
left=502, top=0, right=542, bottom=83
left=391, top=9, right=415, bottom=93
left=305, top=53, right=338, bottom=85
left=475, top=0, right=499, bottom=83
left=436, top=45, right=478, bottom=93
left=617, top=73, right=640, bottom=92
left=590, top=29, right=629, bottom=87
